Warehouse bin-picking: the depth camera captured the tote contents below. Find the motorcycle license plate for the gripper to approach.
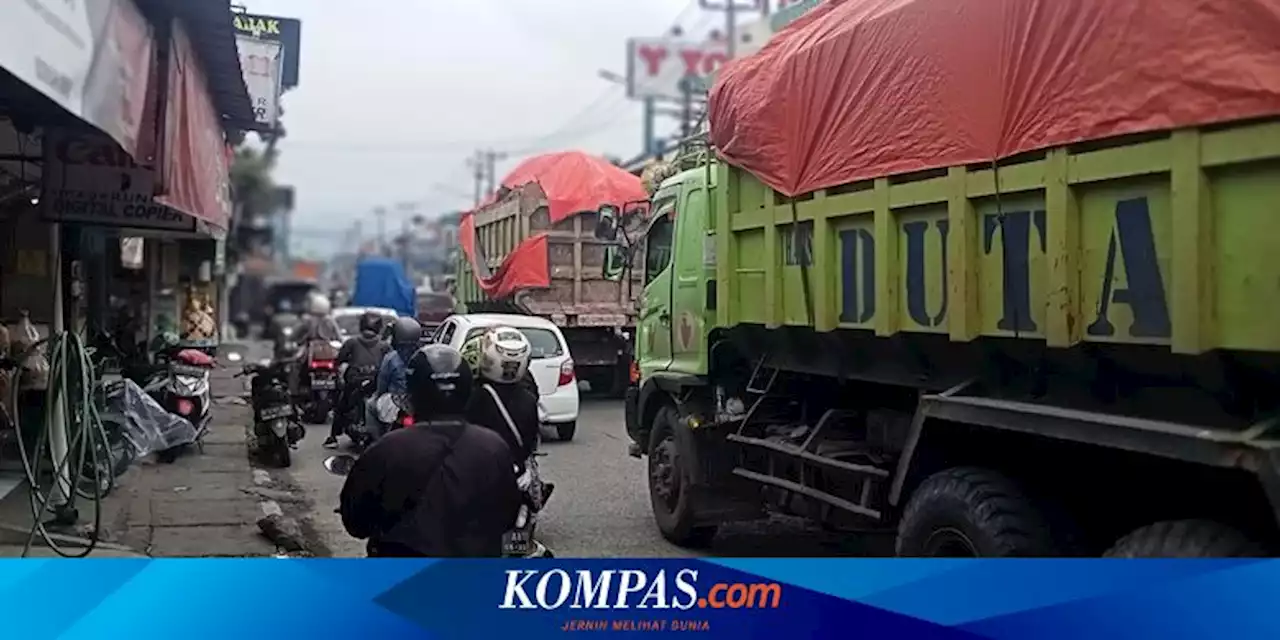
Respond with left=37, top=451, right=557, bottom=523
left=503, top=530, right=531, bottom=556
left=311, top=376, right=335, bottom=389
left=171, top=364, right=207, bottom=378
left=260, top=405, right=294, bottom=420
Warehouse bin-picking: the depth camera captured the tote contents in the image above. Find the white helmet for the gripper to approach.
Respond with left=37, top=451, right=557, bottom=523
left=307, top=292, right=331, bottom=316
left=476, top=326, right=531, bottom=384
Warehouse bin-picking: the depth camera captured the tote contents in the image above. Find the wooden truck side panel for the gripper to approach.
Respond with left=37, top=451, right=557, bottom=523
left=457, top=183, right=642, bottom=326
left=714, top=121, right=1280, bottom=356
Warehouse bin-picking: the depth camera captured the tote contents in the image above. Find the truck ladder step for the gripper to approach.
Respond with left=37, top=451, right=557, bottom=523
left=731, top=468, right=882, bottom=520
left=726, top=433, right=890, bottom=478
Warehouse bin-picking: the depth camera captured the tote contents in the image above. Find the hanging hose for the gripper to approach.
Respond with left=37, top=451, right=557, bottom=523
left=9, top=331, right=109, bottom=557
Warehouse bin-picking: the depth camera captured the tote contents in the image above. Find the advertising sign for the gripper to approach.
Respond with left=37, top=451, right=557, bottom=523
left=42, top=132, right=195, bottom=233
left=0, top=0, right=154, bottom=157
left=232, top=12, right=302, bottom=89
left=626, top=38, right=729, bottom=99
left=235, top=36, right=285, bottom=129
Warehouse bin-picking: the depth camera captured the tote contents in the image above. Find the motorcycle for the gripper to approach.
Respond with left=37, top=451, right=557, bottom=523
left=504, top=452, right=555, bottom=558
left=320, top=452, right=555, bottom=558
left=141, top=346, right=215, bottom=463
left=240, top=359, right=305, bottom=468
left=299, top=339, right=341, bottom=424
left=340, top=374, right=378, bottom=450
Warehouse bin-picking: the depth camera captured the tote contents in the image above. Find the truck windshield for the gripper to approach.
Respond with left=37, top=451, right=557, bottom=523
left=643, top=196, right=677, bottom=285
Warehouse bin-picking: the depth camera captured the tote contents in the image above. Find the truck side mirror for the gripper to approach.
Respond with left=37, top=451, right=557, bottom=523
left=595, top=205, right=620, bottom=241
left=602, top=245, right=626, bottom=282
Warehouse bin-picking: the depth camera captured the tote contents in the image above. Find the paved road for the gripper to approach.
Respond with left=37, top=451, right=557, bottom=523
left=288, top=391, right=891, bottom=558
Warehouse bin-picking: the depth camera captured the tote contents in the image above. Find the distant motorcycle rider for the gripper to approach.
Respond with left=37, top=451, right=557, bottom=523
left=339, top=344, right=522, bottom=557
left=366, top=317, right=422, bottom=435
left=326, top=311, right=391, bottom=449
left=462, top=326, right=541, bottom=464
left=298, top=292, right=342, bottom=344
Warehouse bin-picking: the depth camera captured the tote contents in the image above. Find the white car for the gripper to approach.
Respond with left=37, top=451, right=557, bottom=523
left=433, top=313, right=580, bottom=441
left=333, top=306, right=400, bottom=342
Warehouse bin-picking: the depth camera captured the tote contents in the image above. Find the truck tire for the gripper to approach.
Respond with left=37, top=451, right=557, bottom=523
left=648, top=406, right=717, bottom=548
left=1104, top=520, right=1266, bottom=557
left=896, top=467, right=1058, bottom=557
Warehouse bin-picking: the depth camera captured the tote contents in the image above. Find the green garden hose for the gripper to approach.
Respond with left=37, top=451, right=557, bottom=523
left=10, top=331, right=109, bottom=557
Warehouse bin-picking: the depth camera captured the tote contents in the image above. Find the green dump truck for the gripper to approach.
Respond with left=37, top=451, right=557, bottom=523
left=598, top=116, right=1280, bottom=557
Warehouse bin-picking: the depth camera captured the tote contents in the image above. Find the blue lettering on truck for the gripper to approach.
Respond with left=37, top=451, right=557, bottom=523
left=833, top=194, right=1170, bottom=342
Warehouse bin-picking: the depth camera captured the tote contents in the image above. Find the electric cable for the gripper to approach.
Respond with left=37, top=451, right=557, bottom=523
left=10, top=331, right=109, bottom=557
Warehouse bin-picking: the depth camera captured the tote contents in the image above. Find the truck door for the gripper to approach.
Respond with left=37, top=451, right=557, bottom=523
left=669, top=184, right=708, bottom=374
left=636, top=195, right=678, bottom=376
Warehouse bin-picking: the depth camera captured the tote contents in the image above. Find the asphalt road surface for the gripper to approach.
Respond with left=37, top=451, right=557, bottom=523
left=289, top=394, right=891, bottom=558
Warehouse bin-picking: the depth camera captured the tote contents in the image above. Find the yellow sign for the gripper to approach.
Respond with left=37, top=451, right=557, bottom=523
left=233, top=15, right=282, bottom=38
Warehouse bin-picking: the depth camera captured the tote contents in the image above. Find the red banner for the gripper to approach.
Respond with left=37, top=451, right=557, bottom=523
left=155, top=19, right=232, bottom=230
left=458, top=212, right=551, bottom=299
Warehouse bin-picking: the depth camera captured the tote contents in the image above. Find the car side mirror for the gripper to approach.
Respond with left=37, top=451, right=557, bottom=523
left=595, top=205, right=620, bottom=241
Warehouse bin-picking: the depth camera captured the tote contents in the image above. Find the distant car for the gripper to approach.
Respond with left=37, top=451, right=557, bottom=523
left=262, top=278, right=319, bottom=341
left=333, top=306, right=399, bottom=342
left=416, top=291, right=457, bottom=334
left=433, top=313, right=580, bottom=441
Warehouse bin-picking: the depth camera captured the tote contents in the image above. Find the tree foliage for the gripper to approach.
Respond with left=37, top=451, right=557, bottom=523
left=230, top=144, right=278, bottom=218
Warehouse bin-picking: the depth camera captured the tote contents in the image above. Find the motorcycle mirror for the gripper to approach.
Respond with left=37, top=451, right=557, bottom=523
left=323, top=455, right=357, bottom=476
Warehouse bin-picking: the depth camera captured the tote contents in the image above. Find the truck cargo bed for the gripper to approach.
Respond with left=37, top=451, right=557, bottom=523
left=715, top=120, right=1280, bottom=357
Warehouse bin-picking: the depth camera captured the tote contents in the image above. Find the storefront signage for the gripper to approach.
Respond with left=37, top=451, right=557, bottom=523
left=626, top=38, right=729, bottom=99
left=235, top=36, right=285, bottom=129
left=232, top=12, right=302, bottom=89
left=0, top=0, right=154, bottom=157
left=42, top=133, right=196, bottom=233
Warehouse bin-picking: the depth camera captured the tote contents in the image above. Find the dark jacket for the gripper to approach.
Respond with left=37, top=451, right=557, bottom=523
left=338, top=419, right=522, bottom=557
left=337, top=335, right=388, bottom=383
left=466, top=381, right=541, bottom=463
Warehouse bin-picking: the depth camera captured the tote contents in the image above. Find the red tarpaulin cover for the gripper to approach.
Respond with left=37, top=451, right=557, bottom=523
left=498, top=151, right=649, bottom=223
left=710, top=0, right=1280, bottom=197
left=458, top=151, right=647, bottom=298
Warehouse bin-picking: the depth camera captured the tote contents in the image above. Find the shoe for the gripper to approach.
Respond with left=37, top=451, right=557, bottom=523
left=322, top=437, right=338, bottom=449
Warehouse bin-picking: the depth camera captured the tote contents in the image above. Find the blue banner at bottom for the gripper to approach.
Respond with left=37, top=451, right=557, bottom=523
left=0, top=558, right=1275, bottom=639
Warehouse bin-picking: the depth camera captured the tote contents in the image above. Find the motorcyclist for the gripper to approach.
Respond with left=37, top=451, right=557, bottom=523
left=326, top=311, right=391, bottom=449
left=462, top=326, right=541, bottom=464
left=338, top=344, right=522, bottom=557
left=365, top=317, right=422, bottom=437
left=298, top=292, right=342, bottom=344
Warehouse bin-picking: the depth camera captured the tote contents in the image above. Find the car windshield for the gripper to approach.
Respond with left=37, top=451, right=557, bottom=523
left=335, top=314, right=362, bottom=336
left=465, top=325, right=564, bottom=359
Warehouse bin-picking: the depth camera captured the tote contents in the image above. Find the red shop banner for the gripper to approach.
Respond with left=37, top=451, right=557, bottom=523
left=155, top=19, right=232, bottom=231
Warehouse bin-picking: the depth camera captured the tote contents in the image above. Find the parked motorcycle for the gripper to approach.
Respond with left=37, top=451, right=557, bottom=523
left=140, top=346, right=214, bottom=463
left=240, top=359, right=305, bottom=468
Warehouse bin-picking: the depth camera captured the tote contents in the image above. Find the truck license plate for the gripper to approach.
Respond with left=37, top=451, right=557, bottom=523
left=311, top=376, right=335, bottom=389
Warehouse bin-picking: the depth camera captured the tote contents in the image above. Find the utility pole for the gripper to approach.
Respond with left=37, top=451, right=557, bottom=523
left=467, top=151, right=486, bottom=207
left=373, top=206, right=386, bottom=254
left=482, top=150, right=506, bottom=200
left=699, top=0, right=763, bottom=59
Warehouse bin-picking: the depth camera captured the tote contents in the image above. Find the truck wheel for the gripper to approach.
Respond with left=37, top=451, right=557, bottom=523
left=896, top=467, right=1058, bottom=557
left=648, top=407, right=717, bottom=548
left=1104, top=520, right=1266, bottom=557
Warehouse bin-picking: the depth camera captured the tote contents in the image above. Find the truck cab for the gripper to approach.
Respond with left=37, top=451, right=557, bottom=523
left=599, top=166, right=716, bottom=451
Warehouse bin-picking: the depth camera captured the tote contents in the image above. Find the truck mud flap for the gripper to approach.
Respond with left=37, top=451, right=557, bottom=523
left=624, top=386, right=639, bottom=444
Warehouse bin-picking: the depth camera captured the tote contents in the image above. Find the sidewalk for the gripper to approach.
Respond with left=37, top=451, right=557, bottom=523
left=0, top=367, right=285, bottom=557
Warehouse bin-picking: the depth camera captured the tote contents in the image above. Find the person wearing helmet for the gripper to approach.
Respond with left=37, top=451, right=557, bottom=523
left=326, top=311, right=391, bottom=448
left=365, top=317, right=423, bottom=436
left=463, top=326, right=541, bottom=463
left=338, top=344, right=522, bottom=557
left=298, top=292, right=341, bottom=343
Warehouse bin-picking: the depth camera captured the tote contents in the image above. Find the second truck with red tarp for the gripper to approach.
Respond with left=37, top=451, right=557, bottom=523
left=455, top=151, right=650, bottom=396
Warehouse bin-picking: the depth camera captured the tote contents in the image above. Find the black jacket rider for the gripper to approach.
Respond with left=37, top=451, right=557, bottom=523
left=466, top=376, right=541, bottom=464
left=339, top=345, right=521, bottom=557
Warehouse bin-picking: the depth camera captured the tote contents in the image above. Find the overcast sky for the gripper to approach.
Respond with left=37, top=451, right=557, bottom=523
left=243, top=0, right=723, bottom=257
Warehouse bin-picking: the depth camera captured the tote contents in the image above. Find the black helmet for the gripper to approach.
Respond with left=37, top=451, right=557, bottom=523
left=406, top=344, right=473, bottom=419
left=391, top=317, right=422, bottom=347
left=358, top=311, right=383, bottom=336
